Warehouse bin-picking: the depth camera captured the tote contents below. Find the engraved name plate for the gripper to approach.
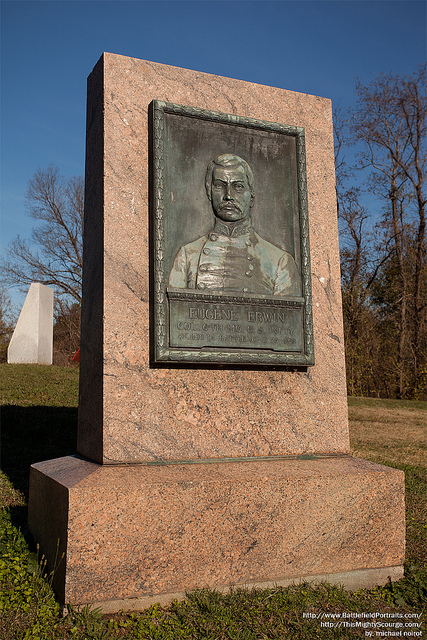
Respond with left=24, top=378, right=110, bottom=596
left=168, top=290, right=304, bottom=352
left=150, top=101, right=314, bottom=367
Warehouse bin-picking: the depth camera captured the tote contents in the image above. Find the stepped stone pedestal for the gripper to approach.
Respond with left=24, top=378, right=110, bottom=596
left=28, top=53, right=405, bottom=611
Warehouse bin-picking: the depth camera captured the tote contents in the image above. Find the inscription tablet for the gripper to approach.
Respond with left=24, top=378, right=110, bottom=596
left=150, top=101, right=314, bottom=366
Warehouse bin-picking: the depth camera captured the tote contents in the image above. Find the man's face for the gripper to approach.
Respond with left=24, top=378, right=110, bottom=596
left=210, top=164, right=254, bottom=222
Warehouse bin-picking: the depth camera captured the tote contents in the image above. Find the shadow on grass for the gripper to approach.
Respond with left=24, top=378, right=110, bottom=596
left=1, top=405, right=78, bottom=532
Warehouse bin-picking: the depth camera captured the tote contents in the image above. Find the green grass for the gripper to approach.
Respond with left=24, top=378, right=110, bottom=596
left=348, top=396, right=426, bottom=582
left=1, top=364, right=79, bottom=406
left=1, top=365, right=426, bottom=639
left=1, top=365, right=79, bottom=535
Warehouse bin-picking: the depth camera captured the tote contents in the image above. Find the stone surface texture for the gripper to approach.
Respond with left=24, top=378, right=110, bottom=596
left=28, top=54, right=406, bottom=607
left=29, top=455, right=405, bottom=605
left=78, top=53, right=349, bottom=465
left=7, top=282, right=53, bottom=365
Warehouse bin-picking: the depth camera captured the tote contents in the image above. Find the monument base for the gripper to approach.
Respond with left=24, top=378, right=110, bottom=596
left=28, top=455, right=405, bottom=609
left=86, top=566, right=404, bottom=614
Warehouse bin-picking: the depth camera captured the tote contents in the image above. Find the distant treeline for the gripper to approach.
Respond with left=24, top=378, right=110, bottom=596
left=335, top=66, right=426, bottom=399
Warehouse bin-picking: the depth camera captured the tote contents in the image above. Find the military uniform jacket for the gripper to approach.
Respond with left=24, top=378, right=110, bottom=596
left=169, top=218, right=301, bottom=296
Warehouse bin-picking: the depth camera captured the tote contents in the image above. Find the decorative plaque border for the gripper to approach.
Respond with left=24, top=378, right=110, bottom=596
left=149, top=100, right=314, bottom=367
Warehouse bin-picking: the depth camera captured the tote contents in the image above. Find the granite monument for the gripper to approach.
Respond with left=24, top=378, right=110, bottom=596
left=28, top=53, right=405, bottom=612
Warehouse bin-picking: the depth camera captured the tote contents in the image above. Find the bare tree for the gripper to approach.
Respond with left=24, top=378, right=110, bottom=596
left=335, top=107, right=378, bottom=395
left=0, top=287, right=17, bottom=363
left=397, top=67, right=427, bottom=374
left=348, top=67, right=427, bottom=397
left=1, top=166, right=83, bottom=303
left=53, top=299, right=81, bottom=366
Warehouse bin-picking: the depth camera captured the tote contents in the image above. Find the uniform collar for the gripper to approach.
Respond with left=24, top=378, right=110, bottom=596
left=213, top=217, right=253, bottom=238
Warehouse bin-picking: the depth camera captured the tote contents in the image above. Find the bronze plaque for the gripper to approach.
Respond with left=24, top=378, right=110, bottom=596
left=150, top=101, right=314, bottom=366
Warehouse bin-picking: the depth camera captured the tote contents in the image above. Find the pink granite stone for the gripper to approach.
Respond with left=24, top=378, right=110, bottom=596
left=78, top=53, right=348, bottom=465
left=28, top=55, right=405, bottom=607
left=29, top=455, right=405, bottom=606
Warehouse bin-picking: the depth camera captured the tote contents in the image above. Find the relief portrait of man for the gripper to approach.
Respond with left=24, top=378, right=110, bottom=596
left=168, top=153, right=301, bottom=296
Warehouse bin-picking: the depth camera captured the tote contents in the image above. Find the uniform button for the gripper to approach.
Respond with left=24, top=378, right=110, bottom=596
left=243, top=287, right=248, bottom=292
left=198, top=282, right=206, bottom=289
left=248, top=263, right=254, bottom=271
left=203, top=248, right=210, bottom=255
left=247, top=254, right=253, bottom=261
left=199, top=264, right=208, bottom=272
left=245, top=271, right=253, bottom=277
left=209, top=233, right=218, bottom=241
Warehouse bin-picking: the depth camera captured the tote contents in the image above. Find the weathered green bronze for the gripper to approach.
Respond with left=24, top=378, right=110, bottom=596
left=150, top=101, right=314, bottom=366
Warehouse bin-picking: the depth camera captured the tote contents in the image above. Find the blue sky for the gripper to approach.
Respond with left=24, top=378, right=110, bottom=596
left=1, top=0, right=426, bottom=307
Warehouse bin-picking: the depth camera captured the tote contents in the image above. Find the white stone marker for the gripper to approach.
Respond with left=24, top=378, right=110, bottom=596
left=7, top=283, right=54, bottom=364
